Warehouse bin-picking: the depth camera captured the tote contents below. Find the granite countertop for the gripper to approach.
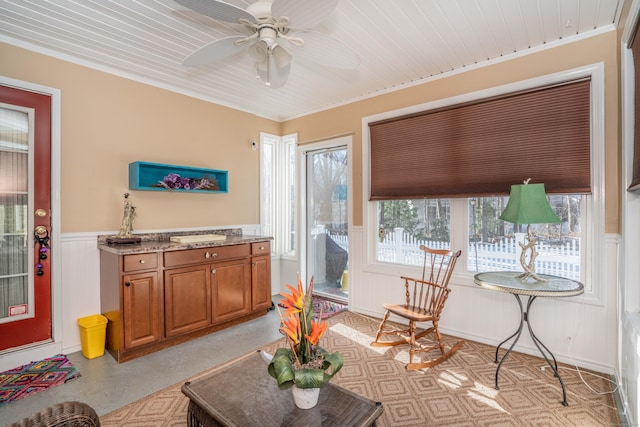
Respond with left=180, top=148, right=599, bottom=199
left=97, top=228, right=273, bottom=255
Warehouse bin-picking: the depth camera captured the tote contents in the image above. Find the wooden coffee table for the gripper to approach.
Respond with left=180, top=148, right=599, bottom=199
left=181, top=350, right=384, bottom=426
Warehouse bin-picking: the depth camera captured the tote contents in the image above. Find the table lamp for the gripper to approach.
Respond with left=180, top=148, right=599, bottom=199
left=499, top=179, right=561, bottom=282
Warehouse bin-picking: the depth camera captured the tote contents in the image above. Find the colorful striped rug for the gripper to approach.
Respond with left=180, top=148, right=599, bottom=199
left=277, top=296, right=348, bottom=320
left=0, top=354, right=81, bottom=406
left=312, top=296, right=348, bottom=320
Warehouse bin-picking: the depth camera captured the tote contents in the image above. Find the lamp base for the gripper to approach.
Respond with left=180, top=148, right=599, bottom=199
left=515, top=270, right=547, bottom=283
left=517, top=225, right=547, bottom=283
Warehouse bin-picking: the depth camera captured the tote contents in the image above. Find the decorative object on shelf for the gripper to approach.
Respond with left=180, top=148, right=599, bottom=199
left=129, top=161, right=228, bottom=193
left=268, top=275, right=343, bottom=409
left=152, top=173, right=219, bottom=191
left=499, top=179, right=561, bottom=282
left=107, top=193, right=142, bottom=244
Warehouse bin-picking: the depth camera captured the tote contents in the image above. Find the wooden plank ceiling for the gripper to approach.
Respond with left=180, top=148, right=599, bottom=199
left=0, top=0, right=623, bottom=121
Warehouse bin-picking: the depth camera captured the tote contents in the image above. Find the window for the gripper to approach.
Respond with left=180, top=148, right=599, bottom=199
left=365, top=64, right=604, bottom=295
left=377, top=199, right=450, bottom=266
left=375, top=195, right=581, bottom=281
left=468, top=195, right=582, bottom=280
left=260, top=132, right=297, bottom=256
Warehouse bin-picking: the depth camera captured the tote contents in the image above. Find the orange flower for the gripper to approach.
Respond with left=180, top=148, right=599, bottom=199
left=280, top=314, right=301, bottom=345
left=278, top=280, right=305, bottom=316
left=305, top=319, right=328, bottom=346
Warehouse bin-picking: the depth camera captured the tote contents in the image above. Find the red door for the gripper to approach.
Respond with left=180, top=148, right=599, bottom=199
left=0, top=84, right=52, bottom=350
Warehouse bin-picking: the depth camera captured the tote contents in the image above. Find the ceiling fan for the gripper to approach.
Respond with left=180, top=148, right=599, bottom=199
left=175, top=0, right=360, bottom=88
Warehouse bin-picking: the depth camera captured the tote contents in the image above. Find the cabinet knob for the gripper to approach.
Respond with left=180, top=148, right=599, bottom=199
left=205, top=252, right=210, bottom=259
left=211, top=253, right=218, bottom=258
left=125, top=281, right=131, bottom=287
left=139, top=259, right=145, bottom=264
left=259, top=246, right=265, bottom=250
left=211, top=269, right=216, bottom=274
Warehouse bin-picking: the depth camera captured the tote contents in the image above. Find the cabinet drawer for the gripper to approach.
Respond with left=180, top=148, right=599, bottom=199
left=123, top=253, right=157, bottom=272
left=164, top=244, right=250, bottom=268
left=251, top=241, right=270, bottom=255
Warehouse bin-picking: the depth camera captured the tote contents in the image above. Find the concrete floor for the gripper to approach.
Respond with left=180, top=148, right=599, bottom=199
left=1, top=306, right=283, bottom=425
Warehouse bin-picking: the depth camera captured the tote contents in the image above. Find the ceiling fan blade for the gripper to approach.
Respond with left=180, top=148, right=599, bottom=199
left=271, top=0, right=338, bottom=29
left=183, top=35, right=247, bottom=67
left=256, top=45, right=292, bottom=88
left=286, top=31, right=360, bottom=69
left=174, top=0, right=255, bottom=24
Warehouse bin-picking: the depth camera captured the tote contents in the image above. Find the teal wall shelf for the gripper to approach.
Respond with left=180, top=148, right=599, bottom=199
left=129, top=161, right=228, bottom=193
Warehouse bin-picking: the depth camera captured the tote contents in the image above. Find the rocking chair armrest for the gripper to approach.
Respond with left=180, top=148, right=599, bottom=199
left=400, top=276, right=446, bottom=290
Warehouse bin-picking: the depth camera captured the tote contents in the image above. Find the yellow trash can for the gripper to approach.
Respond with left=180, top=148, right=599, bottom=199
left=341, top=270, right=349, bottom=291
left=77, top=314, right=108, bottom=359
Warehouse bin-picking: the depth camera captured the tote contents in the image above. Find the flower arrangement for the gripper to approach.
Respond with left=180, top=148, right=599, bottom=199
left=153, top=173, right=219, bottom=191
left=268, top=276, right=343, bottom=389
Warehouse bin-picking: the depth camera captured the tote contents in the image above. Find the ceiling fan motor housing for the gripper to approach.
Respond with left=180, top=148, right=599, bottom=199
left=247, top=2, right=276, bottom=23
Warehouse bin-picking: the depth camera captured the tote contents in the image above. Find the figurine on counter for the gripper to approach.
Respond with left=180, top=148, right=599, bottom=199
left=116, top=193, right=135, bottom=238
left=107, top=193, right=141, bottom=244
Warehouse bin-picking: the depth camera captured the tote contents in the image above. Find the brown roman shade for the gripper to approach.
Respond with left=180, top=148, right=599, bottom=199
left=628, top=20, right=640, bottom=191
left=369, top=78, right=592, bottom=200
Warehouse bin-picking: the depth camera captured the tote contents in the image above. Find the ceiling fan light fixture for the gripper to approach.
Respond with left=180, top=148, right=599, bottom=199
left=248, top=40, right=268, bottom=62
left=255, top=45, right=291, bottom=88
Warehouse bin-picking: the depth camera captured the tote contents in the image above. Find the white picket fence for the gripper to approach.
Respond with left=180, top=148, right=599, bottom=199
left=328, top=228, right=580, bottom=281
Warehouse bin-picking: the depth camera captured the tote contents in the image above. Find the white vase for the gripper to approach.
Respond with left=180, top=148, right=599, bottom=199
left=291, top=385, right=320, bottom=409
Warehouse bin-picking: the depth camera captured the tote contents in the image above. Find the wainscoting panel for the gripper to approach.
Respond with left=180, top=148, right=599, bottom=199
left=60, top=233, right=102, bottom=354
left=348, top=227, right=619, bottom=374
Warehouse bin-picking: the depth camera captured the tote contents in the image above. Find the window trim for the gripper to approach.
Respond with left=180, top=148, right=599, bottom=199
left=362, top=63, right=605, bottom=305
left=260, top=132, right=298, bottom=259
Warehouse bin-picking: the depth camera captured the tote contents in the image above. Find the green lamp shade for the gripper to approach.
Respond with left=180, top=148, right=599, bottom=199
left=499, top=183, right=561, bottom=225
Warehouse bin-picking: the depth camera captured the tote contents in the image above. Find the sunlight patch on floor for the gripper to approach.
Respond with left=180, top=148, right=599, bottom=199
left=438, top=372, right=462, bottom=389
left=329, top=323, right=390, bottom=355
left=394, top=350, right=411, bottom=366
left=467, top=388, right=508, bottom=413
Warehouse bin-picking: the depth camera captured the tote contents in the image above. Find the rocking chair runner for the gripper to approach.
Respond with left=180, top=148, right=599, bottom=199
left=371, top=245, right=463, bottom=370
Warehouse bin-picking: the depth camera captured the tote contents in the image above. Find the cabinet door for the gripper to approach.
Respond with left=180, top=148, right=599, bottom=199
left=123, top=272, right=161, bottom=348
left=164, top=265, right=212, bottom=337
left=252, top=255, right=272, bottom=311
left=211, top=258, right=251, bottom=323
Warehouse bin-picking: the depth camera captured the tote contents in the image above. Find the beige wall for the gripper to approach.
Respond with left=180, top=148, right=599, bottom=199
left=282, top=31, right=620, bottom=233
left=1, top=30, right=620, bottom=233
left=0, top=42, right=280, bottom=233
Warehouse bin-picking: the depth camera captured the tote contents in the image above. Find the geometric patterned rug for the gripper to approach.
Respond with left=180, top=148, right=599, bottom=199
left=101, top=311, right=620, bottom=426
left=0, top=354, right=81, bottom=406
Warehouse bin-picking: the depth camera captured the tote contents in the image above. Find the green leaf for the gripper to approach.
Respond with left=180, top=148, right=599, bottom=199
left=294, top=368, right=325, bottom=389
left=322, top=351, right=343, bottom=378
left=267, top=347, right=344, bottom=390
left=267, top=348, right=295, bottom=389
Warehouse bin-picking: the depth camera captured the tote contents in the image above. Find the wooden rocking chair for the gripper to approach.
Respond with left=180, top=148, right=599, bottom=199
left=371, top=245, right=463, bottom=370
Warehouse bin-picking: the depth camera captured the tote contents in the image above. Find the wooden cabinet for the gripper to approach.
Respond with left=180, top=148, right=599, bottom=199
left=164, top=265, right=211, bottom=337
left=100, top=238, right=271, bottom=363
left=100, top=251, right=162, bottom=361
left=123, top=271, right=161, bottom=348
left=251, top=242, right=272, bottom=311
left=211, top=258, right=251, bottom=323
